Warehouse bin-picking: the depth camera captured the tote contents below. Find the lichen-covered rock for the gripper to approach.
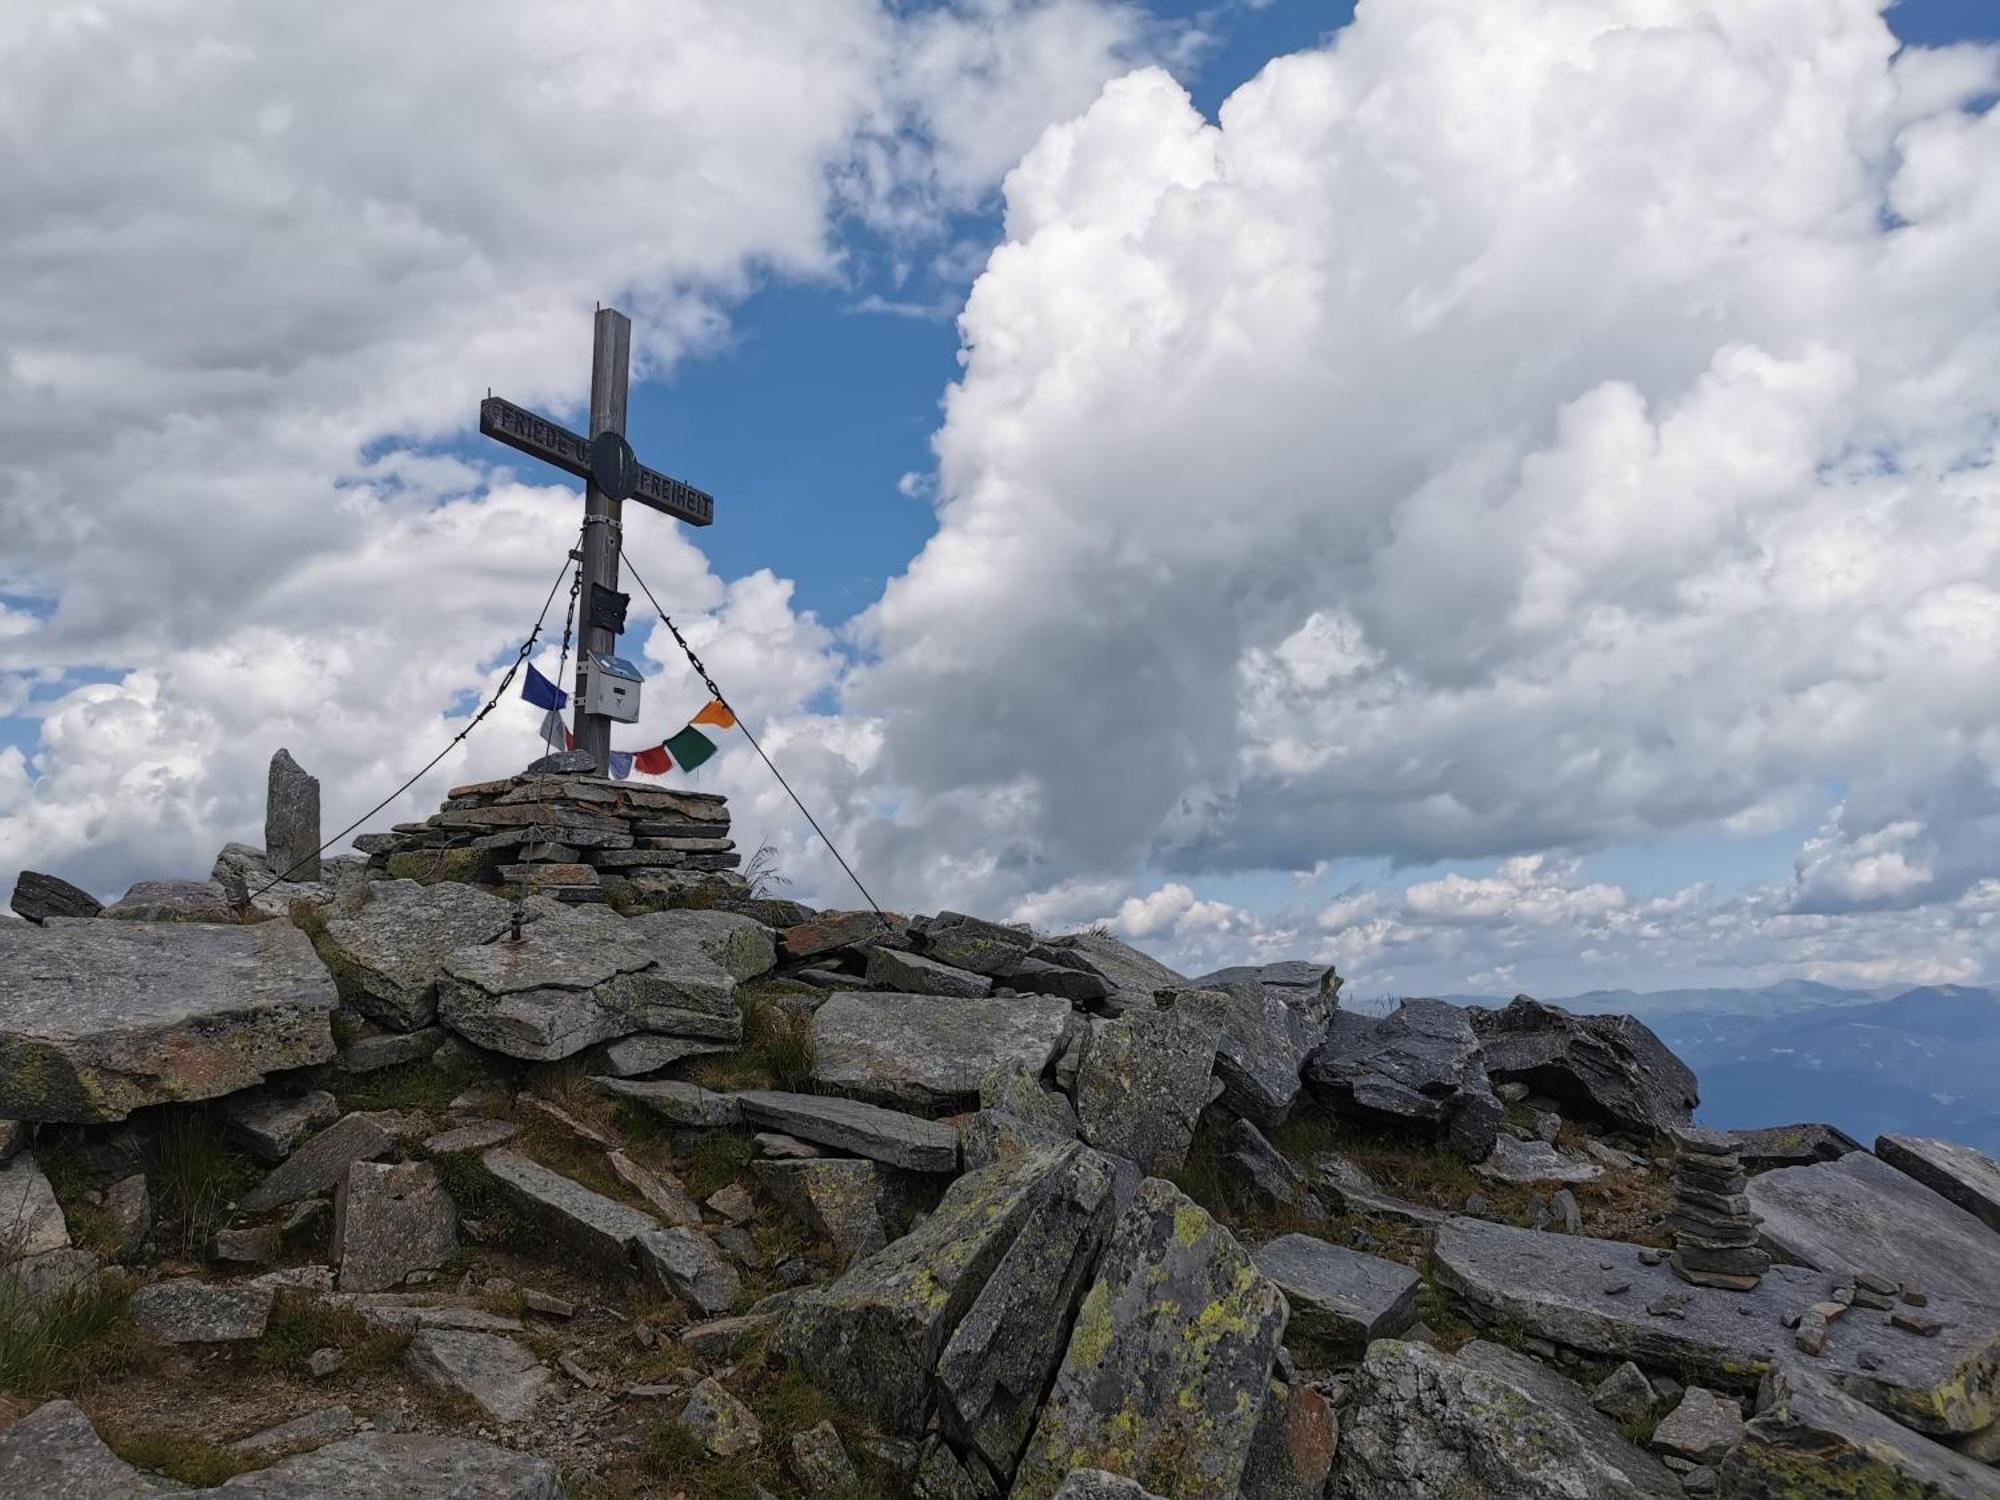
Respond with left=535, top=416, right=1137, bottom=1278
left=1332, top=1338, right=1681, bottom=1499
left=334, top=1160, right=456, bottom=1293
left=1051, top=1473, right=1167, bottom=1500
left=781, top=909, right=902, bottom=960
left=1717, top=1365, right=2000, bottom=1499
left=266, top=747, right=322, bottom=883
left=1304, top=998, right=1500, bottom=1159
left=867, top=946, right=995, bottom=998
left=0, top=919, right=336, bottom=1122
left=917, top=910, right=1034, bottom=976
left=623, top=906, right=776, bottom=985
left=678, top=1376, right=762, bottom=1456
left=1012, top=1179, right=1288, bottom=1500
left=1073, top=1002, right=1223, bottom=1174
left=1726, top=1121, right=1860, bottom=1169
left=317, top=880, right=514, bottom=1031
left=1650, top=1386, right=1743, bottom=1466
left=936, top=1145, right=1123, bottom=1479
left=754, top=1158, right=889, bottom=1264
left=963, top=1061, right=1082, bottom=1171
left=1240, top=1379, right=1339, bottom=1500
left=789, top=1421, right=860, bottom=1491
left=774, top=1145, right=1075, bottom=1433
left=1467, top=995, right=1697, bottom=1138
left=812, top=991, right=1071, bottom=1114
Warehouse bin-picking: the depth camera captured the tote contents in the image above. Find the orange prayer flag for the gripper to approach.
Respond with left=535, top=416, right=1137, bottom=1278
left=691, top=699, right=736, bottom=730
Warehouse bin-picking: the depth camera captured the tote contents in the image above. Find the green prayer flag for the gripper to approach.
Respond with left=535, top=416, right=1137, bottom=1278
left=665, top=723, right=718, bottom=772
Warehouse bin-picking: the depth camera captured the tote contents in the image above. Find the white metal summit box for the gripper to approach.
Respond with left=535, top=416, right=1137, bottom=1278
left=584, top=652, right=643, bottom=723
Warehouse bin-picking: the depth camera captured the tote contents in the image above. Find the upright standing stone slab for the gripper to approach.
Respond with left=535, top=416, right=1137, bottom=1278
left=1013, top=1180, right=1288, bottom=1500
left=1877, top=1133, right=2000, bottom=1235
left=334, top=1160, right=457, bottom=1292
left=1746, top=1149, right=2000, bottom=1302
left=774, top=1147, right=1072, bottom=1433
left=267, top=747, right=322, bottom=883
left=0, top=919, right=336, bottom=1122
left=1073, top=1001, right=1223, bottom=1173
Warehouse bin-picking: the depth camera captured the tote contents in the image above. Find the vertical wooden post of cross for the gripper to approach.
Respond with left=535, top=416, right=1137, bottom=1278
left=574, top=307, right=632, bottom=769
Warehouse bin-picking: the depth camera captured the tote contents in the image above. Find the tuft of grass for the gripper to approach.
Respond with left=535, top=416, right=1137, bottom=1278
left=255, top=1294, right=408, bottom=1377
left=641, top=1421, right=763, bottom=1499
left=680, top=1129, right=755, bottom=1201
left=108, top=1430, right=261, bottom=1487
left=743, top=842, right=792, bottom=901
left=0, top=1274, right=142, bottom=1397
left=148, top=1109, right=262, bottom=1258
left=33, top=1141, right=124, bottom=1256
left=334, top=1058, right=478, bottom=1115
left=686, top=993, right=816, bottom=1094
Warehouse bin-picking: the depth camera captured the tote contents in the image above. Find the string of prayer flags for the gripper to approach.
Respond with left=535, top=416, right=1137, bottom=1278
left=632, top=744, right=672, bottom=776
left=691, top=699, right=736, bottom=730
left=607, top=751, right=633, bottom=780
left=522, top=664, right=568, bottom=712
left=664, top=723, right=718, bottom=772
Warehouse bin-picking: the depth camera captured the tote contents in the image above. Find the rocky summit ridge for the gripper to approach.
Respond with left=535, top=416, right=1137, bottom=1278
left=1, top=757, right=1998, bottom=1498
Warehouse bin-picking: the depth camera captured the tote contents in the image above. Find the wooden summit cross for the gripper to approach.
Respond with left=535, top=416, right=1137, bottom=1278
left=480, top=307, right=715, bottom=768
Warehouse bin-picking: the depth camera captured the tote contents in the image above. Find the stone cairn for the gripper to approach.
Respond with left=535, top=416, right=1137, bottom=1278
left=353, top=749, right=737, bottom=904
left=1665, top=1125, right=1769, bottom=1290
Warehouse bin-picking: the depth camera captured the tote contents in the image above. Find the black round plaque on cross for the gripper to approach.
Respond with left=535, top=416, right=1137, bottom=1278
left=590, top=430, right=639, bottom=502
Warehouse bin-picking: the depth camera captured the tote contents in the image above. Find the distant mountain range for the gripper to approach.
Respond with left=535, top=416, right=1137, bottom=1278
left=1413, top=981, right=2000, bottom=1154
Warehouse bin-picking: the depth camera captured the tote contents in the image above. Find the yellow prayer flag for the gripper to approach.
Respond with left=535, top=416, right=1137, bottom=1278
left=692, top=699, right=736, bottom=730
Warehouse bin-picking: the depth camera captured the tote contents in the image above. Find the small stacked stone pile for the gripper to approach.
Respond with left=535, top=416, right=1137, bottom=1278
left=354, top=750, right=736, bottom=904
left=1666, top=1125, right=1770, bottom=1291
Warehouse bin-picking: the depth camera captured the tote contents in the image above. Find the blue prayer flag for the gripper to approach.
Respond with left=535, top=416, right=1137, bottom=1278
left=522, top=664, right=568, bottom=711
left=608, top=751, right=633, bottom=780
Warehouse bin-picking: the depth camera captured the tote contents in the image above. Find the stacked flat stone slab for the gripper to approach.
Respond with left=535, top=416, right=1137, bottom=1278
left=1667, top=1125, right=1769, bottom=1290
left=355, top=764, right=736, bottom=902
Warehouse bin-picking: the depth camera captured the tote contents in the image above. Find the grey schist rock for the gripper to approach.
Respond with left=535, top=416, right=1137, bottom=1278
left=754, top=1158, right=889, bottom=1264
left=130, top=1277, right=275, bottom=1342
left=594, top=1076, right=742, bottom=1128
left=1048, top=929, right=1189, bottom=1014
left=224, top=1088, right=340, bottom=1163
left=789, top=1421, right=861, bottom=1492
left=734, top=1089, right=961, bottom=1173
left=241, top=1111, right=406, bottom=1213
left=1334, top=1338, right=1682, bottom=1500
left=1718, top=1365, right=2000, bottom=1500
left=1649, top=1386, right=1743, bottom=1465
left=266, top=747, right=323, bottom=883
left=317, top=880, right=515, bottom=1031
left=608, top=1150, right=704, bottom=1228
left=1012, top=1179, right=1287, bottom=1500
left=479, top=1148, right=659, bottom=1273
left=1170, top=975, right=1334, bottom=1131
left=334, top=1161, right=456, bottom=1293
left=225, top=1431, right=564, bottom=1497
left=1239, top=1378, right=1340, bottom=1500
left=1746, top=1149, right=2000, bottom=1302
left=1252, top=1234, right=1422, bottom=1351
left=0, top=919, right=336, bottom=1122
left=677, top=1376, right=762, bottom=1456
left=1051, top=1473, right=1167, bottom=1500
left=775, top=1146, right=1080, bottom=1434
left=7, top=870, right=101, bottom=925
left=596, top=1033, right=732, bottom=1077
left=1224, top=1118, right=1314, bottom=1213
left=227, top=1404, right=360, bottom=1458
left=1073, top=999, right=1224, bottom=1174
left=1432, top=1214, right=2000, bottom=1436
left=103, top=1172, right=150, bottom=1262
left=1476, top=1135, right=1605, bottom=1185
left=0, top=1399, right=181, bottom=1498
left=917, top=909, right=1035, bottom=976
left=421, top=1118, right=519, bottom=1155
left=935, top=1145, right=1123, bottom=1481
left=1591, top=1362, right=1658, bottom=1424
left=102, top=878, right=238, bottom=922
left=337, top=1027, right=444, bottom=1072
left=1313, top=1150, right=1447, bottom=1227
left=634, top=1226, right=741, bottom=1315
left=1727, top=1121, right=1861, bottom=1169
left=1304, top=998, right=1501, bottom=1158
left=811, top=990, right=1071, bottom=1114
left=621, top=906, right=777, bottom=1007
left=866, top=945, right=995, bottom=998
left=962, top=1060, right=1081, bottom=1172
left=1878, top=1132, right=2000, bottom=1235
left=404, top=1327, right=550, bottom=1422
left=0, top=1153, right=68, bottom=1258
left=1466, top=994, right=1698, bottom=1138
